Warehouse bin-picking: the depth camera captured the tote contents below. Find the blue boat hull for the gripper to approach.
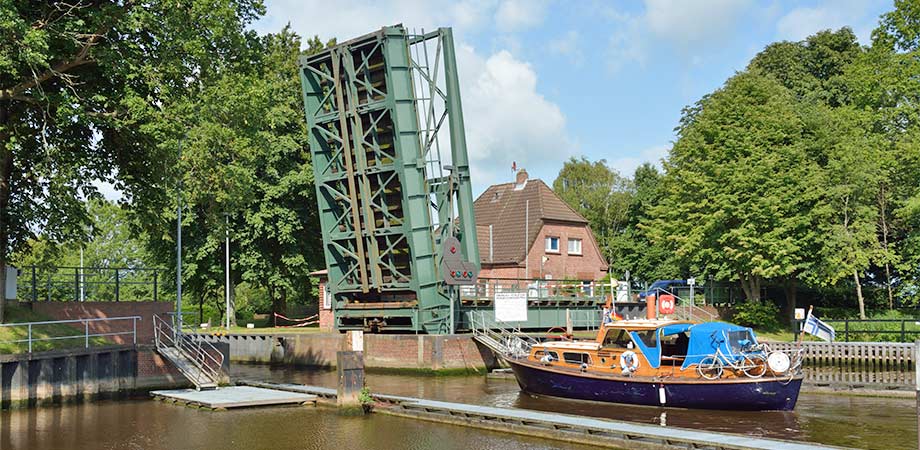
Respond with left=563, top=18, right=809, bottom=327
left=508, top=360, right=802, bottom=411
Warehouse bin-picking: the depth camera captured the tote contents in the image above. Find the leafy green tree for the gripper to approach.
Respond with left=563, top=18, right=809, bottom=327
left=553, top=157, right=632, bottom=257
left=136, top=28, right=328, bottom=325
left=650, top=71, right=822, bottom=307
left=0, top=0, right=264, bottom=321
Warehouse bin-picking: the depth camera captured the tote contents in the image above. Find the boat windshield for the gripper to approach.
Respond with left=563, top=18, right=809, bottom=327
left=601, top=329, right=633, bottom=348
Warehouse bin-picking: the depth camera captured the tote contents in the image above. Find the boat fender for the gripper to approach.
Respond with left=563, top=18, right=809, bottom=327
left=620, top=351, right=639, bottom=374
left=540, top=354, right=555, bottom=365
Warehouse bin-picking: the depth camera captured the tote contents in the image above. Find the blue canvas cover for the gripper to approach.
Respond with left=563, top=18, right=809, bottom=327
left=681, top=322, right=758, bottom=369
left=629, top=331, right=661, bottom=368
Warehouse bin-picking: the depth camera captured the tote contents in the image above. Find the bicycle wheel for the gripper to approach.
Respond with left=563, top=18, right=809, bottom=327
left=697, top=356, right=723, bottom=380
left=742, top=354, right=766, bottom=378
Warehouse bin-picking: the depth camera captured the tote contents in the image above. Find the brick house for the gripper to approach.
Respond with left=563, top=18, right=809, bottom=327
left=474, top=169, right=608, bottom=281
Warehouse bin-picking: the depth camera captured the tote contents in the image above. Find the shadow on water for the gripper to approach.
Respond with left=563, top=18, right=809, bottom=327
left=231, top=363, right=919, bottom=450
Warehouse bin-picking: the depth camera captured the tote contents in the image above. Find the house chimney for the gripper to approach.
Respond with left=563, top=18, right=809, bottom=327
left=515, top=169, right=529, bottom=186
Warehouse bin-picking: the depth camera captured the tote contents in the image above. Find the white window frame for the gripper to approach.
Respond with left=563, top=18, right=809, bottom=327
left=545, top=236, right=560, bottom=253
left=322, top=286, right=332, bottom=309
left=568, top=238, right=583, bottom=255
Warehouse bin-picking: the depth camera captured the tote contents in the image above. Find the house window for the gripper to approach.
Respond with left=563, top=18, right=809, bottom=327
left=568, top=238, right=582, bottom=255
left=322, top=285, right=332, bottom=309
left=545, top=236, right=560, bottom=253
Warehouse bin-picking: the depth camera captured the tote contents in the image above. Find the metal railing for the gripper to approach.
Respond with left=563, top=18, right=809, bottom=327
left=647, top=287, right=717, bottom=322
left=820, top=319, right=920, bottom=343
left=19, top=265, right=166, bottom=303
left=153, top=314, right=224, bottom=388
left=469, top=310, right=538, bottom=358
left=0, top=316, right=142, bottom=353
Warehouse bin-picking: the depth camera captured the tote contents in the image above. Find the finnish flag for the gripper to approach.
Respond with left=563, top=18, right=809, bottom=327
left=804, top=310, right=836, bottom=342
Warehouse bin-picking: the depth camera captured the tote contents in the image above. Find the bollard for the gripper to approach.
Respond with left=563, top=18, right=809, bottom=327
left=337, top=351, right=365, bottom=409
left=337, top=331, right=365, bottom=411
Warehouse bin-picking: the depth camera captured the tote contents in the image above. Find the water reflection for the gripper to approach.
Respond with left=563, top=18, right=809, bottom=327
left=231, top=364, right=918, bottom=450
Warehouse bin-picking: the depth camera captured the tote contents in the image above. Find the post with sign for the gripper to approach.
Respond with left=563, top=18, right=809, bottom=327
left=794, top=308, right=806, bottom=338
left=338, top=330, right=365, bottom=411
left=440, top=236, right=479, bottom=334
left=687, top=277, right=695, bottom=306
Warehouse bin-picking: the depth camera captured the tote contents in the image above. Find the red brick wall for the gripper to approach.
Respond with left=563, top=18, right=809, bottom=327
left=318, top=280, right=334, bottom=331
left=137, top=347, right=184, bottom=379
left=527, top=222, right=607, bottom=280
left=31, top=301, right=173, bottom=345
left=480, top=222, right=607, bottom=281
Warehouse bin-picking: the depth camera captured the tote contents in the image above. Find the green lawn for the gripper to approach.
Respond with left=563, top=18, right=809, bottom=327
left=0, top=304, right=110, bottom=354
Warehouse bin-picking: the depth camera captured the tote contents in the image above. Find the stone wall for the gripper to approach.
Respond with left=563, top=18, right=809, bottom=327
left=200, top=333, right=500, bottom=373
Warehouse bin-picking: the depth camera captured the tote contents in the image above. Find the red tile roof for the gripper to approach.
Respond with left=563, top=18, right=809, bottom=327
left=474, top=175, right=588, bottom=264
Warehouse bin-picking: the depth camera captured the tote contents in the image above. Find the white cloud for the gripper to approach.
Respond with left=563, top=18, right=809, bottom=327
left=775, top=1, right=881, bottom=44
left=456, top=46, right=574, bottom=192
left=494, top=0, right=548, bottom=32
left=645, top=0, right=752, bottom=45
left=605, top=0, right=753, bottom=73
left=609, top=144, right=669, bottom=178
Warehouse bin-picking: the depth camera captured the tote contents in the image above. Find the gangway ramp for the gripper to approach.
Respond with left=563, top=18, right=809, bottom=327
left=153, top=314, right=225, bottom=390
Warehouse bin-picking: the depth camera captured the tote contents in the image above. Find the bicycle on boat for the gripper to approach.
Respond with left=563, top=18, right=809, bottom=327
left=697, top=337, right=767, bottom=380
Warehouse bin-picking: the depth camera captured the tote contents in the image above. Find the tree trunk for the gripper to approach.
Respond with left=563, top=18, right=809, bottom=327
left=0, top=101, right=11, bottom=323
left=751, top=275, right=761, bottom=302
left=854, top=270, right=866, bottom=320
left=739, top=272, right=752, bottom=302
left=198, top=294, right=204, bottom=325
left=784, top=276, right=797, bottom=328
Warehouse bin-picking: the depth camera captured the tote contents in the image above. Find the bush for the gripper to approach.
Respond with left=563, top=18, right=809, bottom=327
left=731, top=301, right=781, bottom=331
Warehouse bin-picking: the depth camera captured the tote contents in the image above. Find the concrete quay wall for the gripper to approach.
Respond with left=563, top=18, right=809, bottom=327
left=0, top=345, right=189, bottom=410
left=197, top=333, right=500, bottom=373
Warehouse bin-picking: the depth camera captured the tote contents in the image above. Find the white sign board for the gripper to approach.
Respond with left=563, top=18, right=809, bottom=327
left=4, top=266, right=16, bottom=300
left=687, top=277, right=695, bottom=286
left=348, top=330, right=364, bottom=351
left=794, top=308, right=806, bottom=320
left=494, top=292, right=528, bottom=322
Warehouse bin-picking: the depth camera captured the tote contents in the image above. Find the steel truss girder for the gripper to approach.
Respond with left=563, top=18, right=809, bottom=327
left=300, top=26, right=478, bottom=334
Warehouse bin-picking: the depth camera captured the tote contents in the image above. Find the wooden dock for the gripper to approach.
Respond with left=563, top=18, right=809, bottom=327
left=237, top=380, right=850, bottom=450
left=151, top=386, right=317, bottom=410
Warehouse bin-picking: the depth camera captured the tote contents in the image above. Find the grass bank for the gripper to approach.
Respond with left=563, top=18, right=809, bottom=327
left=0, top=304, right=109, bottom=353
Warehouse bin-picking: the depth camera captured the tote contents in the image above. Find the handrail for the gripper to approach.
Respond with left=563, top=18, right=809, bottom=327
left=153, top=314, right=224, bottom=388
left=0, top=316, right=141, bottom=353
left=652, top=287, right=716, bottom=321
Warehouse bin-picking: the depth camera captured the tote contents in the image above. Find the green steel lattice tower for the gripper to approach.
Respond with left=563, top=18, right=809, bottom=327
left=299, top=26, right=479, bottom=334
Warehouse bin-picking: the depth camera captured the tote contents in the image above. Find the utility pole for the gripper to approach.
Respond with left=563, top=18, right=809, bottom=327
left=176, top=137, right=184, bottom=331
left=225, top=213, right=231, bottom=330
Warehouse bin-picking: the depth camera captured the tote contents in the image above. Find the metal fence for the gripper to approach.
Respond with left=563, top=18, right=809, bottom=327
left=821, top=319, right=920, bottom=343
left=18, top=265, right=166, bottom=302
left=0, top=316, right=142, bottom=353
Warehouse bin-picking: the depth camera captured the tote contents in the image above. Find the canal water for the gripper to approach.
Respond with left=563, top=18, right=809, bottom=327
left=1, top=363, right=916, bottom=450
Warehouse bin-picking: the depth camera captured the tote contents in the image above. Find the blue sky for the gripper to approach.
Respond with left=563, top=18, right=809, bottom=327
left=252, top=0, right=892, bottom=195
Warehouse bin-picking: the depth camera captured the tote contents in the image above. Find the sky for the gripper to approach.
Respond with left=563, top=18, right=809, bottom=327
left=248, top=0, right=892, bottom=196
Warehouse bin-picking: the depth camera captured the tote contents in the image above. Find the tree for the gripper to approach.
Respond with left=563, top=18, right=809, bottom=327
left=553, top=157, right=632, bottom=260
left=135, top=27, right=329, bottom=324
left=0, top=0, right=264, bottom=321
left=649, top=71, right=822, bottom=307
